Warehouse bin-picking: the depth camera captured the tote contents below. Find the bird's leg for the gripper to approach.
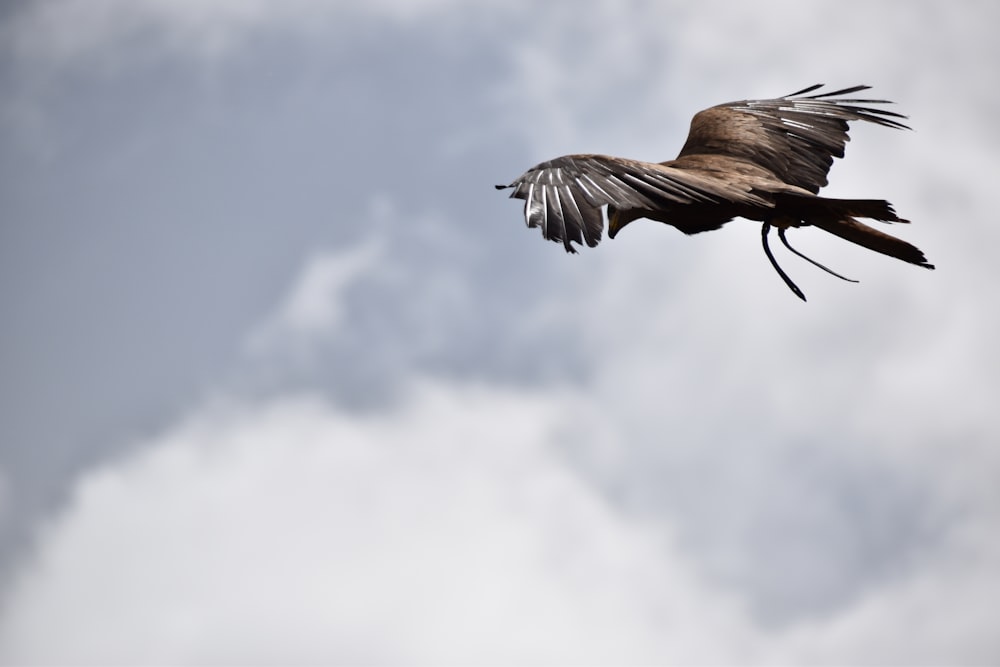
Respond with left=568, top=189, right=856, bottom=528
left=777, top=228, right=859, bottom=284
left=761, top=223, right=807, bottom=301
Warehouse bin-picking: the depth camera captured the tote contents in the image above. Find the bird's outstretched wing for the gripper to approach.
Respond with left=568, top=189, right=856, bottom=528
left=495, top=154, right=763, bottom=252
left=677, top=84, right=910, bottom=194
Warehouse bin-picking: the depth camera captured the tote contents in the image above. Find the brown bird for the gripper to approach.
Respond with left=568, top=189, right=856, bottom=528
left=496, top=84, right=933, bottom=301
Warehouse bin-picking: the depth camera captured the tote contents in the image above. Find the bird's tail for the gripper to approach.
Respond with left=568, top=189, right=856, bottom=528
left=812, top=214, right=934, bottom=269
left=777, top=193, right=908, bottom=223
left=775, top=193, right=934, bottom=269
left=815, top=197, right=908, bottom=223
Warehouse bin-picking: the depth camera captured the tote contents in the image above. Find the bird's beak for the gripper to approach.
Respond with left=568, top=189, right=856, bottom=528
left=607, top=209, right=624, bottom=239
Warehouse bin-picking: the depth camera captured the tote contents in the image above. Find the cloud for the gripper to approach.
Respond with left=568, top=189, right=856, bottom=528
left=775, top=543, right=1000, bottom=663
left=1, top=375, right=998, bottom=664
left=0, top=383, right=756, bottom=665
left=0, top=0, right=489, bottom=67
left=0, top=469, right=9, bottom=530
left=244, top=239, right=385, bottom=363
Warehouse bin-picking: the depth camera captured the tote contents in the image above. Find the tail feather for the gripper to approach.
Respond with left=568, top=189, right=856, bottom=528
left=777, top=193, right=909, bottom=223
left=821, top=198, right=909, bottom=223
left=813, top=216, right=934, bottom=269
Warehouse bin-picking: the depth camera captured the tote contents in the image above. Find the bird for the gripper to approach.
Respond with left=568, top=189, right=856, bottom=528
left=495, top=84, right=934, bottom=301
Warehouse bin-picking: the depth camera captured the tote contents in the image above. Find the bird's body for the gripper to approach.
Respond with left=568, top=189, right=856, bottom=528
left=496, top=85, right=933, bottom=300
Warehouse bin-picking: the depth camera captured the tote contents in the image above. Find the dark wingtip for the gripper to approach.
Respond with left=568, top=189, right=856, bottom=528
left=495, top=184, right=510, bottom=190
left=820, top=84, right=873, bottom=97
left=786, top=83, right=824, bottom=97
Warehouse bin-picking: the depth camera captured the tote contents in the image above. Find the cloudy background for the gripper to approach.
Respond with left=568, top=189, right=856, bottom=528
left=1, top=0, right=998, bottom=663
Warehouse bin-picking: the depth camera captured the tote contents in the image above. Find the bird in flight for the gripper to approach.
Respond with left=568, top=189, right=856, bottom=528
left=496, top=85, right=933, bottom=301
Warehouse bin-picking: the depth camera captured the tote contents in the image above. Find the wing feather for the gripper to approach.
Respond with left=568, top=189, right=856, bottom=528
left=497, top=154, right=753, bottom=251
left=677, top=84, right=909, bottom=194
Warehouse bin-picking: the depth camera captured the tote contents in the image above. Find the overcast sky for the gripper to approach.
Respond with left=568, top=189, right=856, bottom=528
left=1, top=0, right=998, bottom=664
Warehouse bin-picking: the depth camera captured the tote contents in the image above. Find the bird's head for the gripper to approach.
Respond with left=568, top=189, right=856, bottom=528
left=607, top=208, right=636, bottom=239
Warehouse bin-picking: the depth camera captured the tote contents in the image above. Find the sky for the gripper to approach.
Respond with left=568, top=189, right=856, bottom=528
left=0, top=0, right=998, bottom=664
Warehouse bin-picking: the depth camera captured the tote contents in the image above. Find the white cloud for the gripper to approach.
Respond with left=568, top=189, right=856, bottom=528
left=773, top=526, right=1000, bottom=664
left=2, top=375, right=998, bottom=664
left=244, top=240, right=384, bottom=363
left=0, top=383, right=757, bottom=665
